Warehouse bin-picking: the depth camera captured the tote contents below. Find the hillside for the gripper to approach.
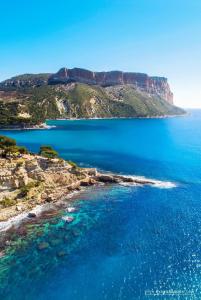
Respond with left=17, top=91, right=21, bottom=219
left=0, top=68, right=185, bottom=127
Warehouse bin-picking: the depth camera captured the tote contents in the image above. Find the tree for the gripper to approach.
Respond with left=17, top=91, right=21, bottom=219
left=0, top=135, right=28, bottom=158
left=39, top=145, right=58, bottom=159
left=18, top=146, right=28, bottom=154
left=0, top=135, right=16, bottom=148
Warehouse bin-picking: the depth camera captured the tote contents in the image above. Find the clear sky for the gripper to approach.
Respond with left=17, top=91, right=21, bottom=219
left=0, top=0, right=201, bottom=108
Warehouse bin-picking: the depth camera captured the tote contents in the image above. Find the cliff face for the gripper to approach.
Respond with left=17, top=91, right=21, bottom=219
left=0, top=74, right=51, bottom=89
left=0, top=68, right=174, bottom=104
left=48, top=68, right=173, bottom=104
left=0, top=67, right=185, bottom=126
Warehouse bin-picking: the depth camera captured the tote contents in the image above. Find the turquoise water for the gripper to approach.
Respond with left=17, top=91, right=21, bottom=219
left=0, top=110, right=201, bottom=299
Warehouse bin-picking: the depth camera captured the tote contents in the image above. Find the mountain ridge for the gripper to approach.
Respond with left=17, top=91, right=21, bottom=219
left=0, top=68, right=185, bottom=128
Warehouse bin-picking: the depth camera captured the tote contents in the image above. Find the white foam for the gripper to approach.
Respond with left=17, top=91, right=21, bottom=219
left=120, top=175, right=177, bottom=189
left=0, top=204, right=52, bottom=233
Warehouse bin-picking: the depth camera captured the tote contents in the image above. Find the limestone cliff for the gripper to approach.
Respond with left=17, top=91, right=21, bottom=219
left=48, top=68, right=173, bottom=104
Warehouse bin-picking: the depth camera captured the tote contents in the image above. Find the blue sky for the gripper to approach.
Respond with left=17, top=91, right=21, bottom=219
left=0, top=0, right=201, bottom=107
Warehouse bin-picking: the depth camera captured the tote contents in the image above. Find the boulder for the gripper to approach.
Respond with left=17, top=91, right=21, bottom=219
left=96, top=174, right=120, bottom=183
left=28, top=212, right=36, bottom=218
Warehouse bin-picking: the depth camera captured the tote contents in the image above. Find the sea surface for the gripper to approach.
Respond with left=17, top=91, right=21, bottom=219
left=0, top=110, right=201, bottom=300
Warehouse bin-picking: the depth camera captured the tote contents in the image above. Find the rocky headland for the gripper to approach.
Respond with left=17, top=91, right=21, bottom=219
left=0, top=153, right=172, bottom=229
left=0, top=67, right=185, bottom=128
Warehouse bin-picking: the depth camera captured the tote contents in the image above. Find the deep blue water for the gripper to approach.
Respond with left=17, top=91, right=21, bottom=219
left=0, top=110, right=201, bottom=299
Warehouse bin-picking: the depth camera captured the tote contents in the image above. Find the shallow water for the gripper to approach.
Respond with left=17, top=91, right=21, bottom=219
left=0, top=110, right=201, bottom=299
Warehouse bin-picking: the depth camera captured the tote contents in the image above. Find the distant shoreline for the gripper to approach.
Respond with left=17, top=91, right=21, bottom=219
left=0, top=123, right=56, bottom=131
left=0, top=113, right=188, bottom=131
left=51, top=113, right=188, bottom=121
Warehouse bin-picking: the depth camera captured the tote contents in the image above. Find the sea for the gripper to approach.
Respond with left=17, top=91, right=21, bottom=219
left=0, top=109, right=201, bottom=300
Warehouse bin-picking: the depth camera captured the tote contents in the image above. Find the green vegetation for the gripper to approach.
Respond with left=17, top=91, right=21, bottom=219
left=0, top=135, right=28, bottom=157
left=68, top=160, right=78, bottom=168
left=0, top=77, right=185, bottom=127
left=0, top=135, right=28, bottom=158
left=39, top=145, right=58, bottom=158
left=6, top=73, right=50, bottom=82
left=0, top=135, right=58, bottom=160
left=0, top=198, right=16, bottom=208
left=0, top=135, right=16, bottom=147
left=106, top=85, right=184, bottom=117
left=19, top=181, right=40, bottom=198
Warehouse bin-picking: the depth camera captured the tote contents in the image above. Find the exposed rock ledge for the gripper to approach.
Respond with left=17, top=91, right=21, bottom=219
left=0, top=154, right=174, bottom=231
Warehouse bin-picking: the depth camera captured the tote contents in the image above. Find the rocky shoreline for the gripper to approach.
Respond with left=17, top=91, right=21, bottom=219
left=0, top=154, right=176, bottom=235
left=0, top=113, right=187, bottom=131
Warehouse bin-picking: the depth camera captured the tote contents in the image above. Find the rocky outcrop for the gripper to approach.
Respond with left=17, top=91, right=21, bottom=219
left=0, top=154, right=175, bottom=223
left=48, top=68, right=173, bottom=103
left=0, top=74, right=51, bottom=90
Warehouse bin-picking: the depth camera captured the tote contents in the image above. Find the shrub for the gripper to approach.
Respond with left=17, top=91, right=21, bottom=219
left=3, top=145, right=28, bottom=158
left=16, top=160, right=24, bottom=168
left=1, top=198, right=16, bottom=208
left=19, top=181, right=40, bottom=197
left=0, top=135, right=16, bottom=148
left=68, top=160, right=78, bottom=168
left=17, top=146, right=28, bottom=154
left=39, top=145, right=58, bottom=159
left=0, top=135, right=28, bottom=158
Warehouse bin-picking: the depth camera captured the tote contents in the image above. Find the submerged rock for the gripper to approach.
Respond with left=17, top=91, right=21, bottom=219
left=37, top=242, right=49, bottom=250
left=50, top=239, right=61, bottom=246
left=57, top=250, right=67, bottom=257
left=63, top=235, right=69, bottom=242
left=0, top=251, right=5, bottom=258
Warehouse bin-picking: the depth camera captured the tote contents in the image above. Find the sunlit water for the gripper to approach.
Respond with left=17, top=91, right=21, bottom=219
left=0, top=110, right=201, bottom=299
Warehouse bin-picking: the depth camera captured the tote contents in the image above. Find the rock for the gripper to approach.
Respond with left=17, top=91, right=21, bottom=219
left=63, top=235, right=69, bottom=242
left=50, top=239, right=61, bottom=246
left=90, top=178, right=97, bottom=185
left=17, top=227, right=27, bottom=236
left=49, top=219, right=58, bottom=225
left=41, top=192, right=48, bottom=199
left=0, top=215, right=8, bottom=222
left=45, top=196, right=53, bottom=203
left=72, top=230, right=80, bottom=236
left=28, top=212, right=36, bottom=218
left=0, top=74, right=50, bottom=89
left=16, top=205, right=23, bottom=212
left=48, top=67, right=173, bottom=103
left=40, top=210, right=59, bottom=218
left=80, top=179, right=91, bottom=186
left=37, top=242, right=49, bottom=250
left=57, top=250, right=67, bottom=257
left=95, top=174, right=120, bottom=183
left=36, top=231, right=43, bottom=237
